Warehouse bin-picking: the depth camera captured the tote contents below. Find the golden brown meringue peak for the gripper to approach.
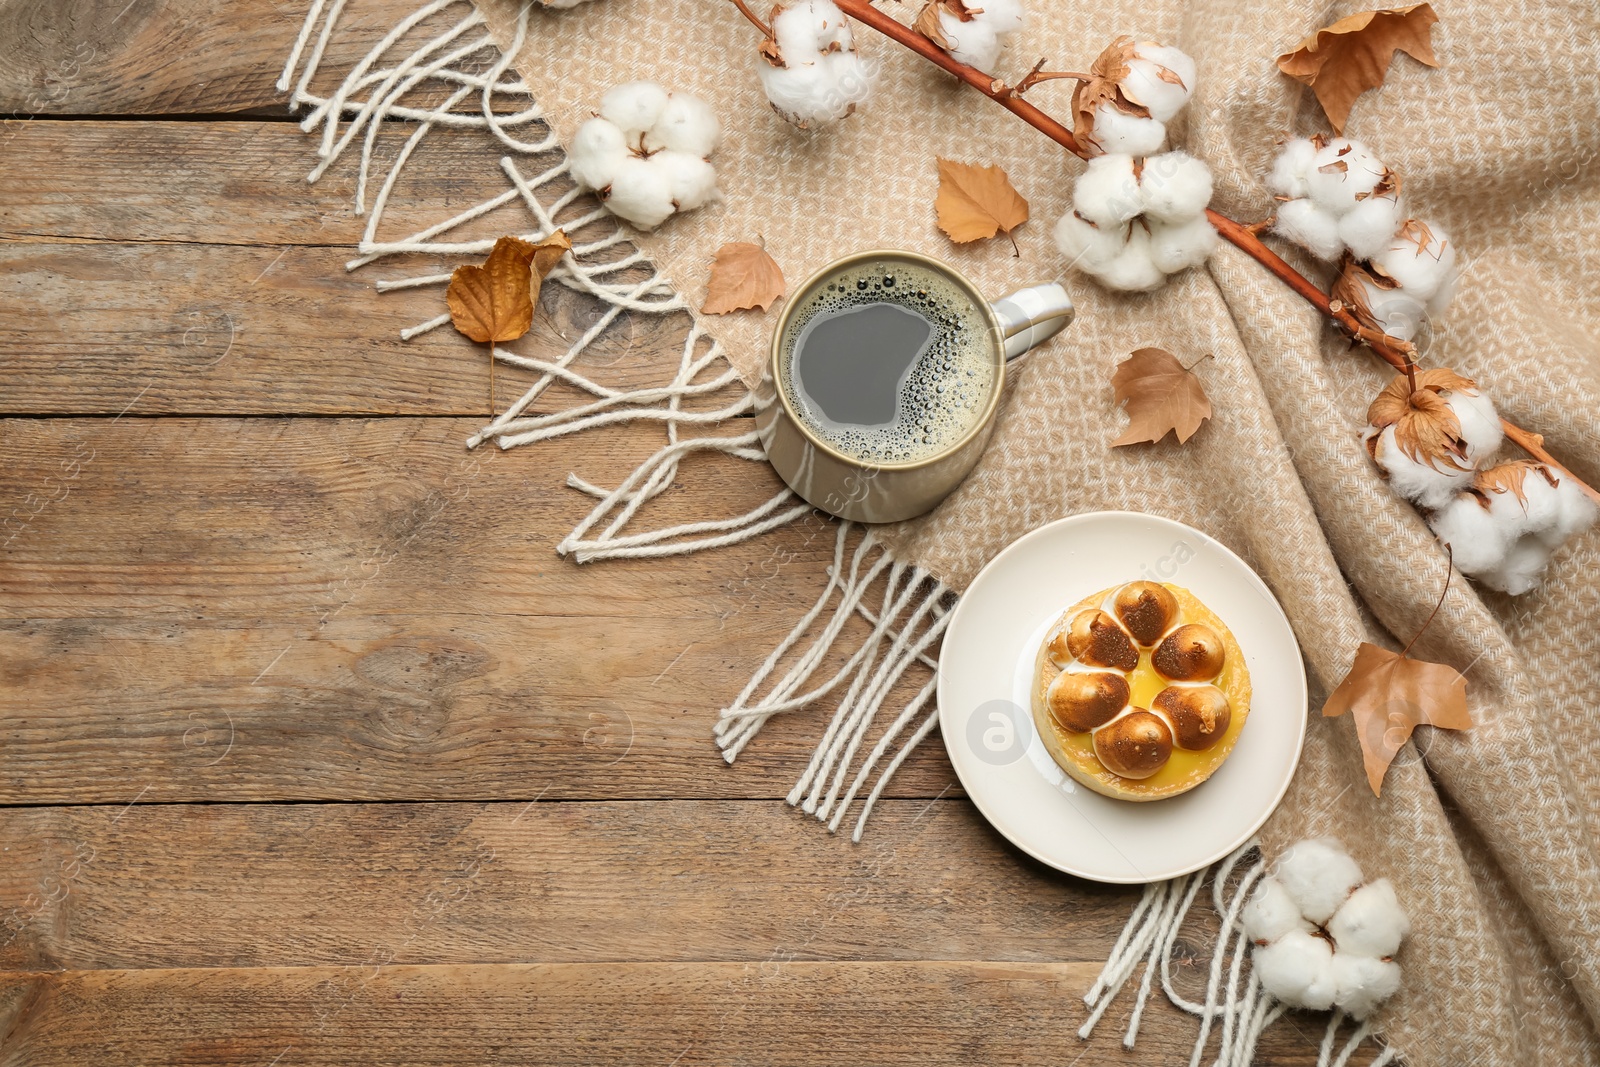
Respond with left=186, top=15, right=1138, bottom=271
left=1050, top=609, right=1140, bottom=671
left=1093, top=710, right=1173, bottom=779
left=1152, top=623, right=1226, bottom=681
left=1113, top=580, right=1180, bottom=646
left=1047, top=671, right=1131, bottom=733
left=1154, top=684, right=1231, bottom=750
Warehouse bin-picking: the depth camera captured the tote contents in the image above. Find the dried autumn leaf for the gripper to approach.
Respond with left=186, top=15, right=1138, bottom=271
left=934, top=159, right=1029, bottom=246
left=704, top=241, right=786, bottom=315
left=1323, top=641, right=1470, bottom=795
left=1365, top=367, right=1478, bottom=471
left=1109, top=347, right=1212, bottom=447
left=447, top=235, right=537, bottom=345
left=1071, top=36, right=1145, bottom=152
left=528, top=230, right=572, bottom=302
left=1277, top=4, right=1440, bottom=134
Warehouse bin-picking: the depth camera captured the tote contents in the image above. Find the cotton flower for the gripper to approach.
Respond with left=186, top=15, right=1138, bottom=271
left=568, top=82, right=721, bottom=230
left=1430, top=461, right=1599, bottom=594
left=919, top=0, right=1026, bottom=72
left=1078, top=39, right=1196, bottom=158
left=1055, top=150, right=1217, bottom=291
left=1245, top=838, right=1409, bottom=1020
left=1088, top=103, right=1167, bottom=156
left=758, top=0, right=874, bottom=128
left=1362, top=368, right=1503, bottom=512
left=1371, top=220, right=1460, bottom=318
left=1269, top=136, right=1404, bottom=262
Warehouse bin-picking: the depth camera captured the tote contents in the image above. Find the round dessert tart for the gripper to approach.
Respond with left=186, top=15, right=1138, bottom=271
left=1031, top=580, right=1251, bottom=801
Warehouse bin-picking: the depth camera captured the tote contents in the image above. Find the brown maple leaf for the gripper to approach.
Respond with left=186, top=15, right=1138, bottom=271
left=1323, top=556, right=1471, bottom=796
left=1109, top=347, right=1212, bottom=447
left=1365, top=366, right=1479, bottom=471
left=704, top=241, right=786, bottom=314
left=1071, top=36, right=1146, bottom=153
left=1277, top=4, right=1441, bottom=134
left=446, top=231, right=570, bottom=413
left=934, top=159, right=1030, bottom=250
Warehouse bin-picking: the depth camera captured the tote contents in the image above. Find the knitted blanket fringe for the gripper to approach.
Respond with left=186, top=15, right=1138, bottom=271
left=277, top=4, right=1397, bottom=1062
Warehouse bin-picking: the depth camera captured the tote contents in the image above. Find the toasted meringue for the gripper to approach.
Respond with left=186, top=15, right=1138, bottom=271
left=1051, top=609, right=1140, bottom=671
left=1154, top=683, right=1232, bottom=750
left=1093, top=711, right=1174, bottom=779
left=1113, top=580, right=1179, bottom=645
left=1153, top=623, right=1226, bottom=681
left=1047, top=671, right=1131, bottom=733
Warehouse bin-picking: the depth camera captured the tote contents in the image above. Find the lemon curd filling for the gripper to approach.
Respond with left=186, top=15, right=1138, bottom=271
left=1032, top=581, right=1252, bottom=802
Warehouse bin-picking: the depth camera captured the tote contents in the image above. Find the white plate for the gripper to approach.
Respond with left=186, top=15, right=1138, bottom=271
left=937, top=511, right=1307, bottom=884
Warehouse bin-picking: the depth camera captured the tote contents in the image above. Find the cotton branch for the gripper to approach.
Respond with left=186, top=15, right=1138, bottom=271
left=825, top=0, right=1599, bottom=505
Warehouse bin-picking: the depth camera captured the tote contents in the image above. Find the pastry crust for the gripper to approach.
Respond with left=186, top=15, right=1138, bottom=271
left=1031, top=582, right=1251, bottom=801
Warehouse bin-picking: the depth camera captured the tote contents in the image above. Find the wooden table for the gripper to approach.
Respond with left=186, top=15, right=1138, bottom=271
left=0, top=3, right=1356, bottom=1062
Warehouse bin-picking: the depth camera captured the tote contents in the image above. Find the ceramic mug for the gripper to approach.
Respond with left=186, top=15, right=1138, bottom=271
left=754, top=249, right=1074, bottom=524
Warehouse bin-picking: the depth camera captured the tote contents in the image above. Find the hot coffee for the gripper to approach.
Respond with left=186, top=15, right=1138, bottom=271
left=777, top=259, right=996, bottom=465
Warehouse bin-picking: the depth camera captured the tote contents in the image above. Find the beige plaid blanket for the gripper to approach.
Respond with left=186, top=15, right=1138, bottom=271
left=475, top=0, right=1600, bottom=1061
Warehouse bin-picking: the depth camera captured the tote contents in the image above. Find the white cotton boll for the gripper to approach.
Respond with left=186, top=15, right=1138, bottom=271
left=1546, top=473, right=1600, bottom=544
left=1339, top=194, right=1406, bottom=262
left=643, top=93, right=721, bottom=157
left=1306, top=138, right=1388, bottom=215
left=568, top=117, right=628, bottom=191
left=1274, top=198, right=1344, bottom=261
left=977, top=0, right=1027, bottom=34
left=773, top=0, right=852, bottom=57
left=1243, top=878, right=1312, bottom=944
left=1330, top=954, right=1402, bottom=1020
left=599, top=80, right=669, bottom=139
left=1267, top=137, right=1318, bottom=200
left=1358, top=277, right=1428, bottom=343
left=1139, top=150, right=1213, bottom=224
left=1054, top=212, right=1126, bottom=271
left=1088, top=103, right=1168, bottom=157
left=1274, top=839, right=1363, bottom=925
left=1094, top=227, right=1166, bottom=292
left=1327, top=879, right=1410, bottom=959
left=1368, top=425, right=1474, bottom=511
left=1478, top=536, right=1552, bottom=595
left=938, top=9, right=1001, bottom=71
left=601, top=156, right=675, bottom=230
left=1073, top=153, right=1144, bottom=226
left=1122, top=54, right=1194, bottom=123
left=1429, top=493, right=1519, bottom=574
left=1369, top=227, right=1459, bottom=302
left=1254, top=930, right=1338, bottom=1010
left=1148, top=214, right=1219, bottom=274
left=1443, top=385, right=1502, bottom=461
left=651, top=151, right=718, bottom=211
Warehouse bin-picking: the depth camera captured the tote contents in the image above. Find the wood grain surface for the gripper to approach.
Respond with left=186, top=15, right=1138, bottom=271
left=0, top=0, right=1366, bottom=1062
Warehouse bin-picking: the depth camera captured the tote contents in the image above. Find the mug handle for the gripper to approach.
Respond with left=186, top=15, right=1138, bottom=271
left=991, top=283, right=1075, bottom=362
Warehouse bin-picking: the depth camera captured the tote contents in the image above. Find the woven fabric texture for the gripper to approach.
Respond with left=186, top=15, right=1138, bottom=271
left=476, top=0, right=1600, bottom=1061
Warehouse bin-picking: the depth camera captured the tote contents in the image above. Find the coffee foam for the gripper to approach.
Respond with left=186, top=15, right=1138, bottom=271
left=778, top=260, right=997, bottom=465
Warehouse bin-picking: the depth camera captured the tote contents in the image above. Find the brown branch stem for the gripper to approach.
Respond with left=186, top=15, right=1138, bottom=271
left=730, top=0, right=772, bottom=38
left=831, top=0, right=1598, bottom=505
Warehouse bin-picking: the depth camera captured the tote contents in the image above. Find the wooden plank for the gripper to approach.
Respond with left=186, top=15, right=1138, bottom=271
left=0, top=416, right=953, bottom=803
left=0, top=0, right=452, bottom=116
left=0, top=961, right=1352, bottom=1066
left=0, top=240, right=688, bottom=416
left=0, top=120, right=559, bottom=249
left=0, top=799, right=1151, bottom=972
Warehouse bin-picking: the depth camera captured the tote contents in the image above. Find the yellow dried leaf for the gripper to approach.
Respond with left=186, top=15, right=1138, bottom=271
left=704, top=241, right=786, bottom=314
left=1324, top=641, right=1470, bottom=796
left=1277, top=4, right=1440, bottom=134
left=1109, top=347, right=1212, bottom=447
left=1366, top=367, right=1478, bottom=471
left=447, top=235, right=537, bottom=345
left=934, top=158, right=1029, bottom=244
